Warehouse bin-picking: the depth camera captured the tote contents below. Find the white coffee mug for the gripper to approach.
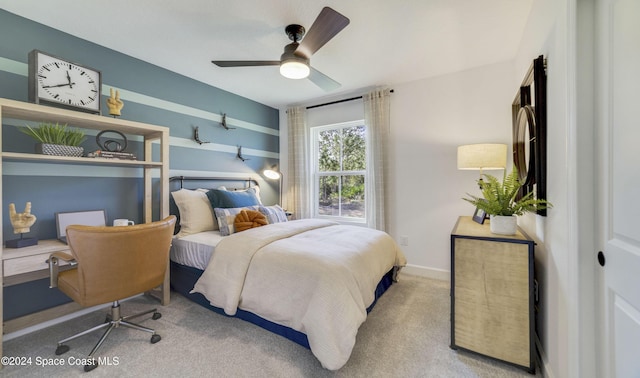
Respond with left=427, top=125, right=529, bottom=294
left=113, top=219, right=135, bottom=226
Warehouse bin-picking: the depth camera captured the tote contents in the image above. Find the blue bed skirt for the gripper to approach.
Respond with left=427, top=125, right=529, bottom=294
left=170, top=261, right=395, bottom=349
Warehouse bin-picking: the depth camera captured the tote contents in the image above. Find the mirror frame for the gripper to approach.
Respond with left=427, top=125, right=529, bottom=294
left=512, top=55, right=547, bottom=216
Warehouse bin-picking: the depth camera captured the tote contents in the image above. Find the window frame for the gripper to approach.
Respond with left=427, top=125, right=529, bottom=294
left=310, top=120, right=367, bottom=224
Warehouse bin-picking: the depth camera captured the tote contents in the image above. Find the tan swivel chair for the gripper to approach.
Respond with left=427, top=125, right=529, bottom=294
left=48, top=215, right=176, bottom=372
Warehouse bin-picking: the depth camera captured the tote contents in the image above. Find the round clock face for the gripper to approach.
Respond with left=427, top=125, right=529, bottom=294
left=35, top=52, right=100, bottom=112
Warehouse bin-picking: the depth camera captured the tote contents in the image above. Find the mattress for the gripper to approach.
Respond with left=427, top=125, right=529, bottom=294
left=169, top=231, right=223, bottom=271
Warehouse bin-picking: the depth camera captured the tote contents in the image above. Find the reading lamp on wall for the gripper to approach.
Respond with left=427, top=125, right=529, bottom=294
left=457, top=143, right=507, bottom=186
left=263, top=166, right=283, bottom=206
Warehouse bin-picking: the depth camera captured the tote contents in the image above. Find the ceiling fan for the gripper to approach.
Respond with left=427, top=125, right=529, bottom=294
left=212, top=7, right=350, bottom=92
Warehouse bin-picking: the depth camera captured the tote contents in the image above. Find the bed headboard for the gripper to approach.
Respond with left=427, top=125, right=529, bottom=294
left=169, top=176, right=258, bottom=190
left=168, top=176, right=260, bottom=235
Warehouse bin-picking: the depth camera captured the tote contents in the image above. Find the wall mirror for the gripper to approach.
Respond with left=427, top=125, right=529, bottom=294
left=512, top=55, right=547, bottom=216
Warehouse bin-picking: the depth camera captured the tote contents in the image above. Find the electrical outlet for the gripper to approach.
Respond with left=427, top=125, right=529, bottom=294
left=400, top=236, right=409, bottom=246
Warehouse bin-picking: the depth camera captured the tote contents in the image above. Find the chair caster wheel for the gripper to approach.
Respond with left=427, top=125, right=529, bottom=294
left=152, top=312, right=162, bottom=320
left=84, top=359, right=98, bottom=372
left=151, top=334, right=161, bottom=344
left=55, top=344, right=70, bottom=355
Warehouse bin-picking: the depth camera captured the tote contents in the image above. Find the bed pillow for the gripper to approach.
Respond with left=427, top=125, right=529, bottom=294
left=235, top=186, right=262, bottom=204
left=214, top=206, right=261, bottom=236
left=233, top=209, right=268, bottom=233
left=206, top=188, right=261, bottom=210
left=199, top=186, right=260, bottom=200
left=171, top=189, right=218, bottom=237
left=259, top=205, right=288, bottom=224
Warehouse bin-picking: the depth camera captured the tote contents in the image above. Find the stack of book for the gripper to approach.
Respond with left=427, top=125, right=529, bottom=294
left=86, top=150, right=137, bottom=160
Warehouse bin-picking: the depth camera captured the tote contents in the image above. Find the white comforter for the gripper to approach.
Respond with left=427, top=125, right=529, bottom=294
left=191, top=219, right=407, bottom=370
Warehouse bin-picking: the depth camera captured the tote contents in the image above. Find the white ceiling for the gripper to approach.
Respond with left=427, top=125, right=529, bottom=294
left=1, top=0, right=533, bottom=109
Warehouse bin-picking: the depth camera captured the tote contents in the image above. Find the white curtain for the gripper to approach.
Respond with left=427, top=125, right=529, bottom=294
left=286, top=106, right=310, bottom=219
left=363, top=88, right=392, bottom=231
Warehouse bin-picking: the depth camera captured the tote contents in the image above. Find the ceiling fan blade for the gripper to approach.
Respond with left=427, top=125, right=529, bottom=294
left=212, top=60, right=280, bottom=67
left=308, top=67, right=341, bottom=92
left=297, top=7, right=350, bottom=58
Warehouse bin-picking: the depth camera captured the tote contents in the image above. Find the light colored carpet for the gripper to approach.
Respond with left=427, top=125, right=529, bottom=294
left=2, top=274, right=540, bottom=377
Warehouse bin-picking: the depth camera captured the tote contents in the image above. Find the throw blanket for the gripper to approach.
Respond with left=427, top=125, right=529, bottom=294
left=192, top=219, right=407, bottom=370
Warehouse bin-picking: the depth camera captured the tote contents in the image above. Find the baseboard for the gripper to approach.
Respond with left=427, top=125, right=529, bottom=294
left=536, top=334, right=554, bottom=378
left=400, top=264, right=450, bottom=281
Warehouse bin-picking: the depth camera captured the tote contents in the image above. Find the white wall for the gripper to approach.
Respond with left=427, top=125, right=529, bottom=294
left=513, top=0, right=576, bottom=377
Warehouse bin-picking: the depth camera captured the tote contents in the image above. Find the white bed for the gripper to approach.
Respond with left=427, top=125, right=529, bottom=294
left=167, top=178, right=406, bottom=370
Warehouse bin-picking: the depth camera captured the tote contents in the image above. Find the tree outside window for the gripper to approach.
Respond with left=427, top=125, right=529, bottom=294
left=313, top=122, right=366, bottom=221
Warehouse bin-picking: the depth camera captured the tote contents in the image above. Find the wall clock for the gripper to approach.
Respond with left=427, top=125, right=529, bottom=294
left=512, top=55, right=547, bottom=216
left=28, top=50, right=102, bottom=114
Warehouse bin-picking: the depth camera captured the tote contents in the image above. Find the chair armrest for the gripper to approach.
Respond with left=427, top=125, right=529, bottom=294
left=48, top=251, right=77, bottom=288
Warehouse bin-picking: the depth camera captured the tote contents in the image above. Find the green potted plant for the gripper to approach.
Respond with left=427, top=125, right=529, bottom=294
left=463, top=167, right=552, bottom=235
left=20, top=122, right=86, bottom=157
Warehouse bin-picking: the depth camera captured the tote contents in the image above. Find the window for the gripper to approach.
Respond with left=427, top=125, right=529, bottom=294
left=311, top=121, right=366, bottom=222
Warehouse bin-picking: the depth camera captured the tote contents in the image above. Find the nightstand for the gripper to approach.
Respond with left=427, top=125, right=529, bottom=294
left=450, top=216, right=536, bottom=374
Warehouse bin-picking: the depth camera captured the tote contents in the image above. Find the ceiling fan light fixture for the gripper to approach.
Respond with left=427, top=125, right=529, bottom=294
left=280, top=60, right=310, bottom=79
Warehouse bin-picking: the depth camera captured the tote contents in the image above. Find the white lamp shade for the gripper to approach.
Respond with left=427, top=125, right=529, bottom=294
left=457, top=144, right=507, bottom=170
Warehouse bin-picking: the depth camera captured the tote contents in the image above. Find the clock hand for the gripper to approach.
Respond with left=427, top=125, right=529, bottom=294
left=66, top=71, right=74, bottom=88
left=42, top=82, right=76, bottom=88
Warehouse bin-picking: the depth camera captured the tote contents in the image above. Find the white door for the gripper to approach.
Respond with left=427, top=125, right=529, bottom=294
left=597, top=0, right=640, bottom=376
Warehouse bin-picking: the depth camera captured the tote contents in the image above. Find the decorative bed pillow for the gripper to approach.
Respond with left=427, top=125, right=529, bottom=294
left=203, top=186, right=261, bottom=203
left=259, top=205, right=288, bottom=224
left=233, top=209, right=268, bottom=233
left=214, top=206, right=261, bottom=236
left=206, top=188, right=261, bottom=210
left=235, top=186, right=262, bottom=204
left=171, top=189, right=217, bottom=237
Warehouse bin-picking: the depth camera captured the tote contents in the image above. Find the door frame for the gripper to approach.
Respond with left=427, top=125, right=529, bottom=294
left=572, top=0, right=600, bottom=376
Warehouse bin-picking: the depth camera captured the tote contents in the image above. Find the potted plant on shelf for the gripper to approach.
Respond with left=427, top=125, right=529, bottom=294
left=20, top=122, right=86, bottom=157
left=463, top=167, right=552, bottom=235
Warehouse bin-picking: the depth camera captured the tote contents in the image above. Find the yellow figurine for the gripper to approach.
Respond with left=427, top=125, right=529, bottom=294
left=9, top=202, right=37, bottom=234
left=106, top=88, right=124, bottom=117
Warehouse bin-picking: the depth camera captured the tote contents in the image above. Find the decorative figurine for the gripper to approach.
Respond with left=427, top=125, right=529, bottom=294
left=106, top=88, right=124, bottom=117
left=6, top=202, right=38, bottom=248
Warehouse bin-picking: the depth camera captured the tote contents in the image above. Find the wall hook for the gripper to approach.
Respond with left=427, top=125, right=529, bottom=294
left=237, top=146, right=250, bottom=162
left=220, top=113, right=235, bottom=130
left=194, top=126, right=210, bottom=145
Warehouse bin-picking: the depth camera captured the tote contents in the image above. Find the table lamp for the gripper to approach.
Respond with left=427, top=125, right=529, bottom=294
left=457, top=143, right=507, bottom=183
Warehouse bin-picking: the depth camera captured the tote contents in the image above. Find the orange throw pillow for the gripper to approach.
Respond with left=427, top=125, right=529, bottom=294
left=234, top=209, right=268, bottom=232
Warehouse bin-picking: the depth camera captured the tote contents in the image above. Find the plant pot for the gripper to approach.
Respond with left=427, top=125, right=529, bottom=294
left=489, top=215, right=517, bottom=235
left=35, top=143, right=84, bottom=157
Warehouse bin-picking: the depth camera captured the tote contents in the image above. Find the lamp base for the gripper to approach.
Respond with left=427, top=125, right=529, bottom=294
left=5, top=237, right=38, bottom=248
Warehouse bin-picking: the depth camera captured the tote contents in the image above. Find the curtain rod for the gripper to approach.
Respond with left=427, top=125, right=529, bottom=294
left=306, top=89, right=394, bottom=110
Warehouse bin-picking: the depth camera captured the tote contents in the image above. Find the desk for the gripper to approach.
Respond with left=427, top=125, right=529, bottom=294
left=4, top=239, right=70, bottom=286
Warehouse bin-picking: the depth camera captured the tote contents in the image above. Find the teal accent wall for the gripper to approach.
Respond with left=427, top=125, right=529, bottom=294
left=0, top=9, right=280, bottom=320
